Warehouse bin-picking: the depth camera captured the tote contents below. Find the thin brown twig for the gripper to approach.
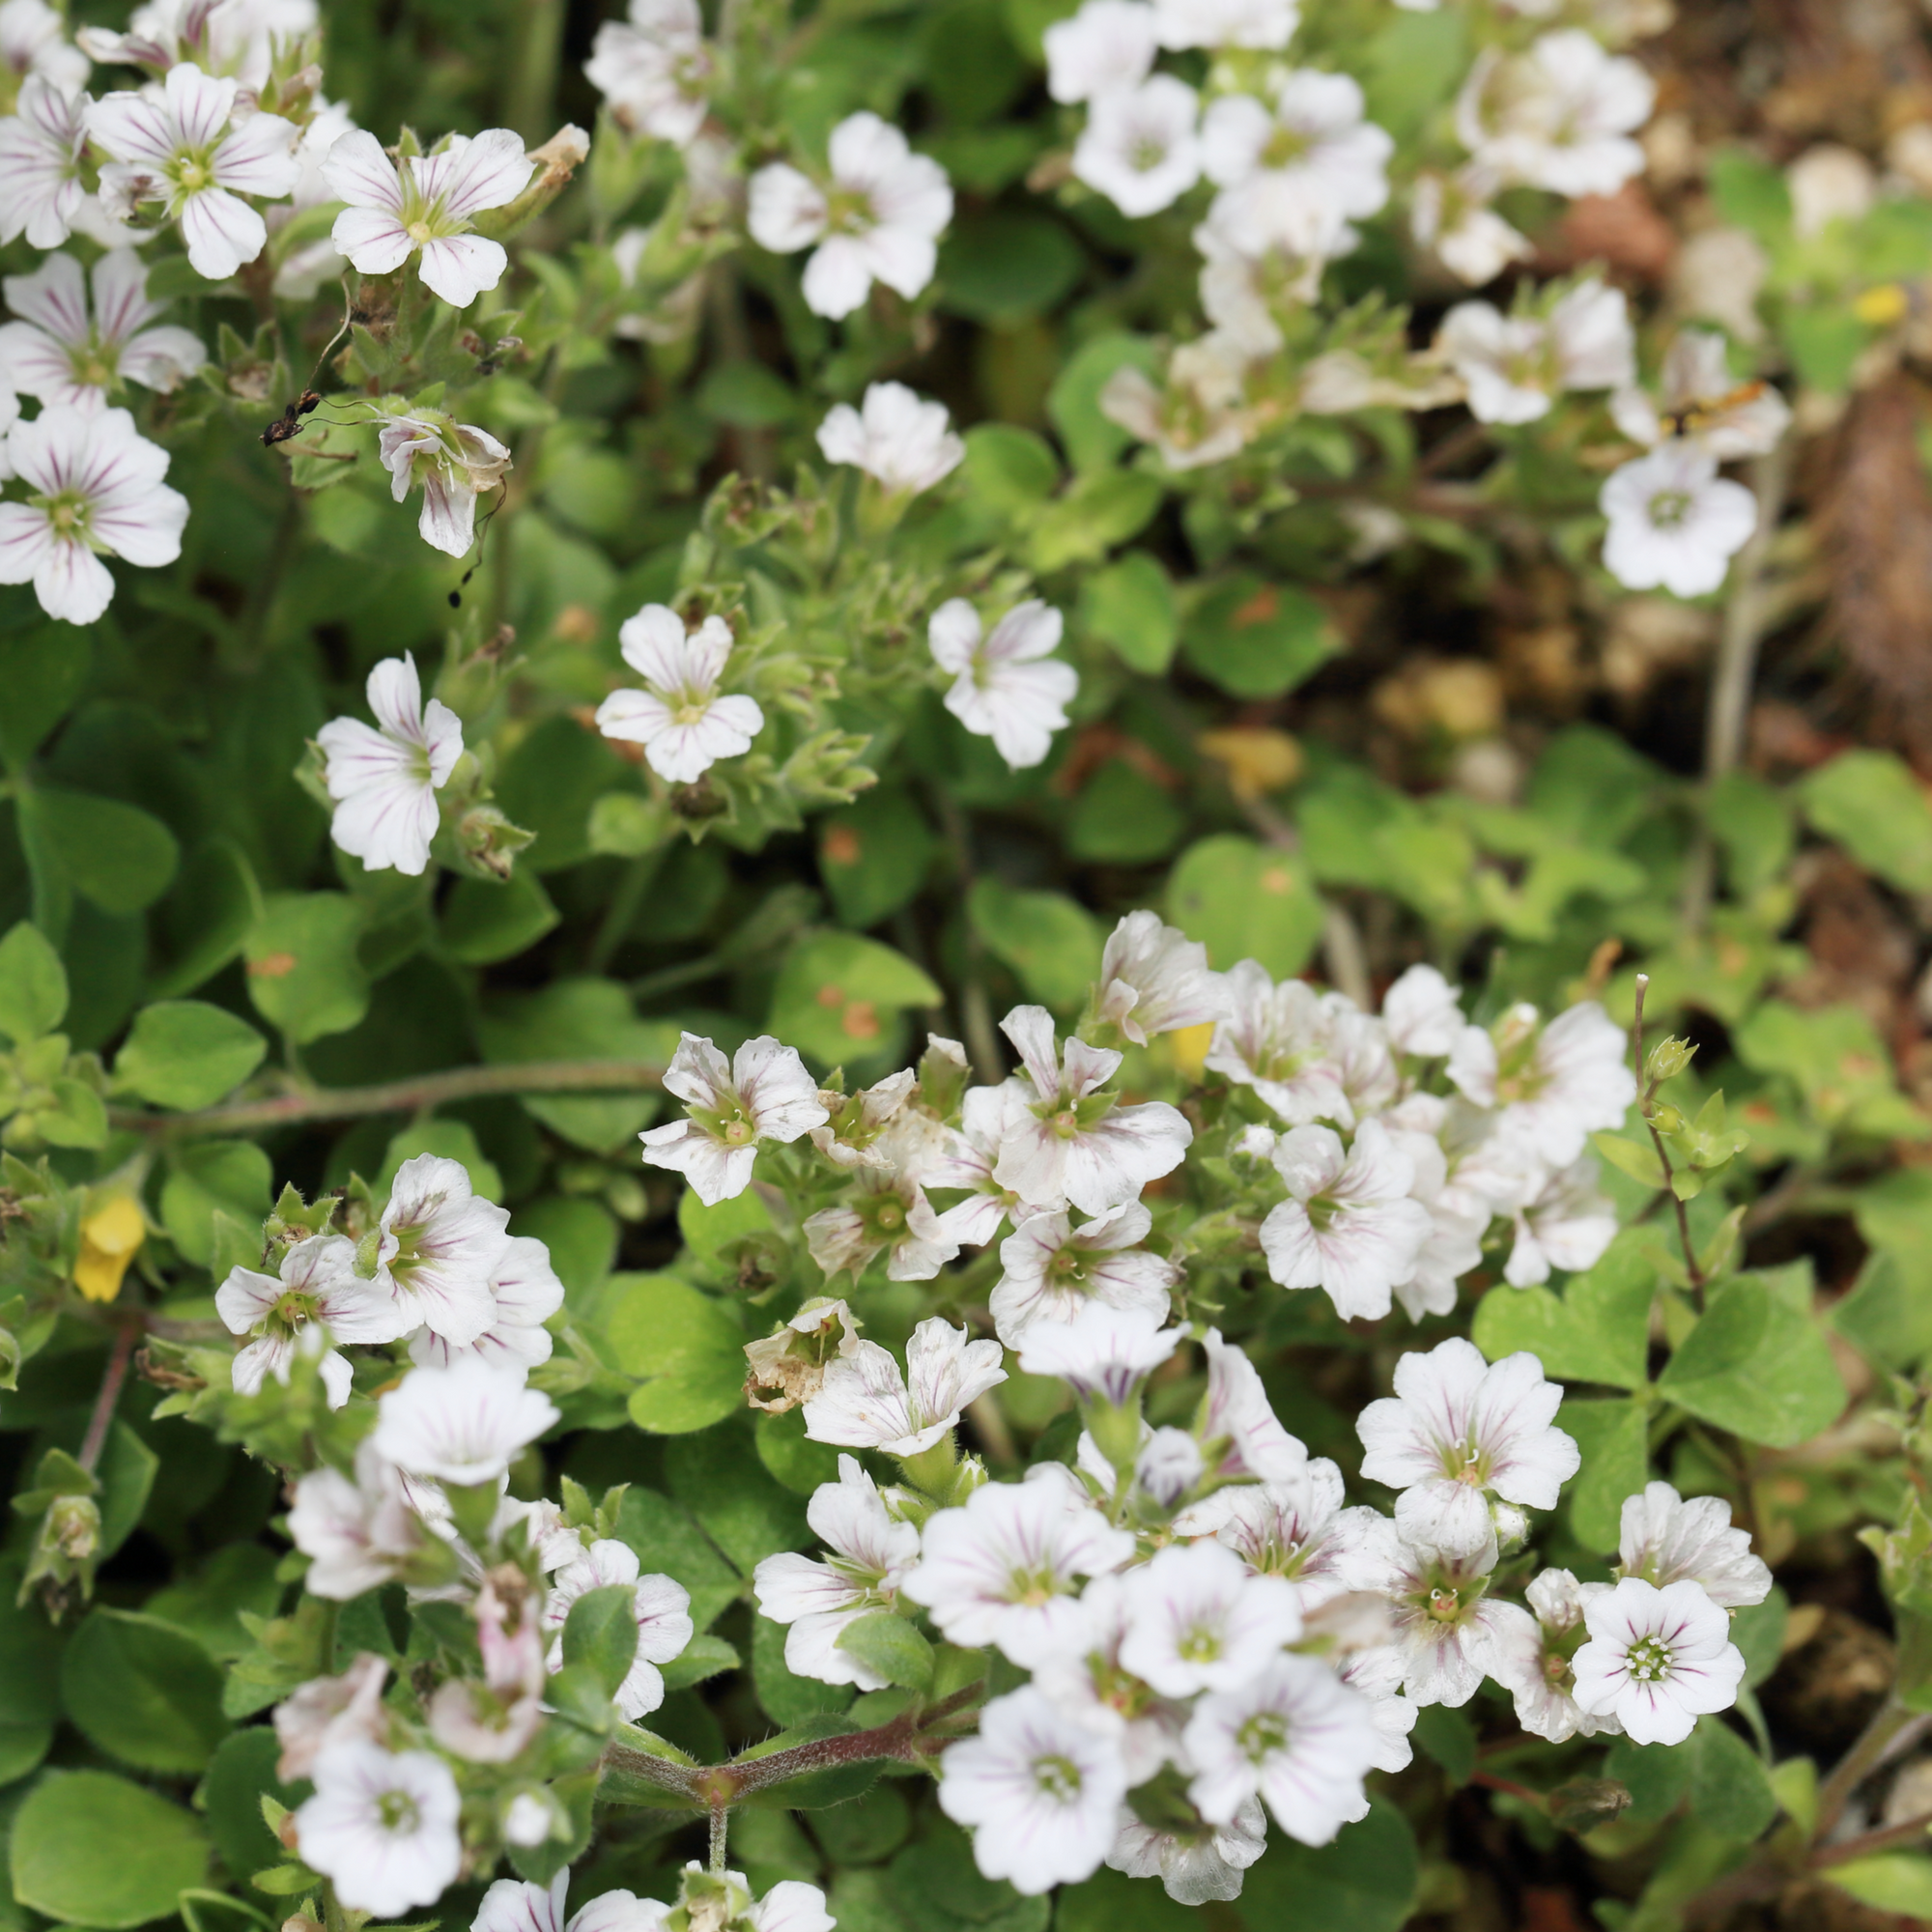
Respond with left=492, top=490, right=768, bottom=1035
left=1810, top=1804, right=1932, bottom=1868
left=78, top=1319, right=139, bottom=1473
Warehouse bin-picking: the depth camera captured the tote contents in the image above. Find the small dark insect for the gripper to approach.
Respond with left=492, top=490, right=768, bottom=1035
left=1658, top=381, right=1768, bottom=440
left=261, top=388, right=323, bottom=446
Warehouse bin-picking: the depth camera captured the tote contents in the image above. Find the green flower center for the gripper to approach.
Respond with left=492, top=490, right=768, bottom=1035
left=1648, top=489, right=1693, bottom=530
left=1033, top=1753, right=1083, bottom=1804
left=1236, top=1711, right=1288, bottom=1763
left=1626, top=1634, right=1673, bottom=1683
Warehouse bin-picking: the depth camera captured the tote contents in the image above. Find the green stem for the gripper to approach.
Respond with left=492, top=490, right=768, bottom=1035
left=503, top=0, right=564, bottom=144
left=589, top=849, right=667, bottom=975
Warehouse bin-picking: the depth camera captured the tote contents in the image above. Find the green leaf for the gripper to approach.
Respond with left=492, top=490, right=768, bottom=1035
left=768, top=932, right=942, bottom=1068
left=1234, top=1800, right=1418, bottom=1932
left=202, top=1727, right=302, bottom=1891
left=60, top=1608, right=231, bottom=1773
left=661, top=1631, right=740, bottom=1690
left=606, top=1272, right=747, bottom=1435
left=1686, top=1717, right=1777, bottom=1842
left=968, top=879, right=1104, bottom=1010
left=144, top=1545, right=285, bottom=1661
left=1040, top=1864, right=1191, bottom=1932
left=495, top=714, right=635, bottom=873
left=1182, top=575, right=1338, bottom=699
left=161, top=1140, right=273, bottom=1269
left=1079, top=552, right=1178, bottom=675
left=1730, top=1587, right=1788, bottom=1690
left=1067, top=759, right=1184, bottom=865
left=1027, top=470, right=1163, bottom=573
left=10, top=1770, right=210, bottom=1927
left=244, top=893, right=370, bottom=1045
left=960, top=424, right=1060, bottom=519
left=665, top=1424, right=808, bottom=1575
left=1046, top=333, right=1160, bottom=473
left=1602, top=1737, right=1691, bottom=1824
left=0, top=1558, right=62, bottom=1785
left=756, top=1405, right=841, bottom=1496
left=1561, top=1399, right=1650, bottom=1551
left=0, top=919, right=68, bottom=1042
left=1591, top=1130, right=1667, bottom=1191
left=114, top=1001, right=268, bottom=1110
left=1412, top=1704, right=1477, bottom=1785
left=378, top=1119, right=503, bottom=1204
left=1658, top=1277, right=1849, bottom=1447
left=440, top=869, right=560, bottom=966
left=1470, top=1233, right=1656, bottom=1390
left=1798, top=750, right=1932, bottom=892
left=1361, top=6, right=1467, bottom=139
left=818, top=790, right=937, bottom=930
left=1832, top=1251, right=1932, bottom=1372
left=151, top=837, right=261, bottom=1001
left=30, top=786, right=180, bottom=914
left=99, top=1418, right=159, bottom=1556
left=1167, top=835, right=1323, bottom=979
left=938, top=211, right=1083, bottom=327
left=611, top=1488, right=740, bottom=1630
left=562, top=1582, right=641, bottom=1699
left=1706, top=771, right=1795, bottom=899
left=1826, top=1853, right=1932, bottom=1916
left=835, top=1613, right=934, bottom=1691
left=0, top=624, right=90, bottom=767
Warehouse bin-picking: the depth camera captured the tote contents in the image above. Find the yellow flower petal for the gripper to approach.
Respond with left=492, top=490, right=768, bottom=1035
left=1170, top=1021, right=1217, bottom=1082
left=73, top=1196, right=146, bottom=1304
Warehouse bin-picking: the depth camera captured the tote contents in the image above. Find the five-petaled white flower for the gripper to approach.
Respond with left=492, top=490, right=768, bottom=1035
left=1492, top=1566, right=1619, bottom=1744
left=1260, top=1120, right=1434, bottom=1322
left=1448, top=1000, right=1635, bottom=1168
left=1456, top=30, right=1654, bottom=200
left=0, top=250, right=206, bottom=414
left=639, top=1032, right=829, bottom=1206
left=1095, top=912, right=1230, bottom=1045
left=1073, top=75, right=1203, bottom=219
left=287, top=1440, right=428, bottom=1600
left=1570, top=1576, right=1746, bottom=1747
left=373, top=1356, right=559, bottom=1489
left=0, top=75, right=89, bottom=248
left=1182, top=1653, right=1381, bottom=1844
left=1381, top=963, right=1465, bottom=1059
left=316, top=652, right=465, bottom=877
left=903, top=1474, right=1135, bottom=1662
left=1357, top=1337, right=1580, bottom=1559
left=1182, top=1458, right=1355, bottom=1611
left=1504, top=1156, right=1617, bottom=1288
left=294, top=1740, right=463, bottom=1918
left=991, top=1004, right=1194, bottom=1216
left=803, top=1316, right=1007, bottom=1457
left=802, top=1169, right=960, bottom=1284
left=753, top=1454, right=921, bottom=1689
left=409, top=1235, right=564, bottom=1372
left=584, top=0, right=713, bottom=147
left=541, top=1539, right=693, bottom=1719
left=1615, top=1481, right=1773, bottom=1608
left=816, top=382, right=964, bottom=495
left=89, top=62, right=300, bottom=280
left=218, top=1234, right=410, bottom=1409
left=1119, top=1539, right=1303, bottom=1697
left=1017, top=1301, right=1182, bottom=1410
left=323, top=126, right=534, bottom=307
left=1045, top=0, right=1157, bottom=102
left=0, top=0, right=88, bottom=97
left=376, top=1152, right=512, bottom=1346
left=474, top=1870, right=679, bottom=1932
left=927, top=598, right=1078, bottom=773
left=1107, top=1800, right=1268, bottom=1907
left=937, top=1686, right=1130, bottom=1894
left=1205, top=963, right=1352, bottom=1126
left=1191, top=1325, right=1308, bottom=1487
left=1600, top=440, right=1758, bottom=599
left=749, top=110, right=952, bottom=320
left=1154, top=0, right=1298, bottom=49
left=1438, top=278, right=1634, bottom=426
left=375, top=407, right=512, bottom=557
left=594, top=603, right=764, bottom=783
left=990, top=1200, right=1179, bottom=1347
left=77, top=0, right=320, bottom=93
left=0, top=404, right=189, bottom=625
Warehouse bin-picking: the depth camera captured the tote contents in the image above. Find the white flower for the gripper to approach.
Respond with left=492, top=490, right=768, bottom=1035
left=594, top=604, right=763, bottom=783
left=1260, top=1120, right=1434, bottom=1322
left=1456, top=31, right=1653, bottom=199
left=749, top=111, right=951, bottom=320
left=1357, top=1338, right=1580, bottom=1560
left=1600, top=440, right=1758, bottom=598
left=1095, top=911, right=1230, bottom=1045
left=373, top=1357, right=559, bottom=1488
left=1504, top=1157, right=1616, bottom=1287
left=990, top=1005, right=1194, bottom=1216
left=803, top=1316, right=1007, bottom=1457
left=810, top=1068, right=918, bottom=1171
left=270, top=97, right=356, bottom=299
left=1072, top=75, right=1203, bottom=218
left=926, top=598, right=1077, bottom=773
left=374, top=408, right=512, bottom=556
left=1337, top=1641, right=1421, bottom=1771
left=1379, top=963, right=1463, bottom=1059
left=0, top=404, right=188, bottom=624
left=411, top=1235, right=564, bottom=1372
left=1615, top=1481, right=1772, bottom=1608
left=1610, top=330, right=1790, bottom=461
left=288, top=1440, right=427, bottom=1600
left=902, top=1475, right=1135, bottom=1663
left=377, top=1151, right=512, bottom=1346
left=0, top=74, right=88, bottom=249
left=1202, top=72, right=1391, bottom=258
left=1571, top=1577, right=1746, bottom=1747
left=475, top=1871, right=678, bottom=1932
left=542, top=1540, right=693, bottom=1720
left=1016, top=1301, right=1182, bottom=1408
left=1153, top=0, right=1298, bottom=49
left=0, top=251, right=205, bottom=415
left=1205, top=964, right=1351, bottom=1126
left=1186, top=1460, right=1355, bottom=1610
left=815, top=382, right=963, bottom=495
left=1099, top=335, right=1254, bottom=471
left=0, top=0, right=87, bottom=94
left=1386, top=1125, right=1487, bottom=1322
left=1119, top=1539, right=1302, bottom=1696
left=316, top=652, right=464, bottom=878
left=1182, top=1653, right=1381, bottom=1842
left=925, top=1081, right=1036, bottom=1249
left=1438, top=278, right=1634, bottom=426
left=324, top=127, right=533, bottom=307
left=274, top=1653, right=390, bottom=1779
left=584, top=0, right=711, bottom=146
left=991, top=1201, right=1179, bottom=1347
left=1045, top=0, right=1157, bottom=101
left=803, top=1170, right=960, bottom=1284
left=218, top=1234, right=409, bottom=1409
left=295, top=1741, right=462, bottom=1918
left=640, top=1033, right=829, bottom=1206
left=1449, top=1001, right=1637, bottom=1168
left=1194, top=1326, right=1307, bottom=1486
left=77, top=0, right=318, bottom=91
left=1107, top=1799, right=1267, bottom=1905
left=753, top=1455, right=921, bottom=1689
left=1027, top=1571, right=1173, bottom=1782
left=937, top=1686, right=1129, bottom=1894
left=1409, top=165, right=1532, bottom=286
left=89, top=63, right=299, bottom=279
left=1492, top=1568, right=1618, bottom=1744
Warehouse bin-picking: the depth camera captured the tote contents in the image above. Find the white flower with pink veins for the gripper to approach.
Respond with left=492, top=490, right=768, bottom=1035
left=0, top=77, right=89, bottom=249
left=749, top=110, right=952, bottom=320
left=1492, top=1566, right=1618, bottom=1744
left=373, top=1356, right=560, bottom=1489
left=409, top=1235, right=564, bottom=1372
left=376, top=1151, right=511, bottom=1346
left=1027, top=1571, right=1175, bottom=1785
left=78, top=0, right=319, bottom=91
left=802, top=1315, right=1007, bottom=1457
left=990, top=1199, right=1179, bottom=1347
left=1, top=0, right=88, bottom=94
left=0, top=405, right=189, bottom=625
left=286, top=1439, right=428, bottom=1600
left=1205, top=962, right=1353, bottom=1127
left=541, top=1539, right=693, bottom=1720
left=639, top=1032, right=829, bottom=1205
left=272, top=1652, right=389, bottom=1779
left=1016, top=1301, right=1181, bottom=1411
left=1119, top=1538, right=1303, bottom=1697
left=1094, top=911, right=1231, bottom=1045
left=1616, top=1480, right=1772, bottom=1607
left=1356, top=1337, right=1580, bottom=1560
left=295, top=1740, right=462, bottom=1918
left=1448, top=999, right=1637, bottom=1169
left=1072, top=76, right=1203, bottom=219
left=317, top=652, right=465, bottom=878
left=323, top=126, right=534, bottom=307
left=1571, top=1576, right=1745, bottom=1747
left=583, top=0, right=713, bottom=147
left=816, top=382, right=964, bottom=495
left=927, top=597, right=1078, bottom=772
left=1107, top=1800, right=1268, bottom=1907
left=1190, top=1324, right=1309, bottom=1488
left=593, top=602, right=764, bottom=783
left=990, top=1004, right=1194, bottom=1216
left=89, top=63, right=300, bottom=280
left=474, top=1869, right=676, bottom=1932
left=1182, top=1457, right=1357, bottom=1611
left=0, top=251, right=206, bottom=414
left=374, top=407, right=512, bottom=557
left=217, top=1233, right=411, bottom=1409
left=753, top=1454, right=921, bottom=1689
left=1044, top=0, right=1157, bottom=102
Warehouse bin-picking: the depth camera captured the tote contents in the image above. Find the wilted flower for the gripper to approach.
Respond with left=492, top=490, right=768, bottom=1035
left=375, top=408, right=512, bottom=557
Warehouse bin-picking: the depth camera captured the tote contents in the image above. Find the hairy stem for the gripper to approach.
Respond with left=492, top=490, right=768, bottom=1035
left=79, top=1319, right=139, bottom=1473
left=1815, top=1695, right=1929, bottom=1844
